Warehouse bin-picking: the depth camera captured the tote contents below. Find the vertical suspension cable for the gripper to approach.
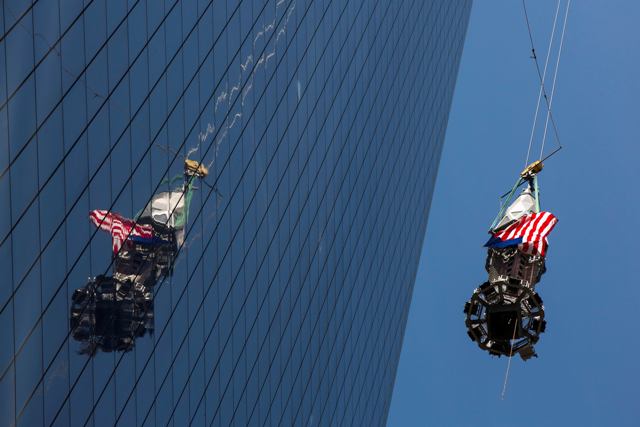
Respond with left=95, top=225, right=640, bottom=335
left=524, top=0, right=561, bottom=167
left=500, top=314, right=519, bottom=400
left=501, top=260, right=538, bottom=400
left=522, top=0, right=563, bottom=151
left=540, top=0, right=571, bottom=160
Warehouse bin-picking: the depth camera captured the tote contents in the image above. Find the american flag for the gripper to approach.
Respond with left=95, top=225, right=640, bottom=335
left=89, top=210, right=154, bottom=254
left=485, top=211, right=558, bottom=257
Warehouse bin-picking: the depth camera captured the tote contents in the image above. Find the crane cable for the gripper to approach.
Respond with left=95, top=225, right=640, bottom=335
left=540, top=0, right=571, bottom=160
left=503, top=2, right=571, bottom=399
left=496, top=0, right=570, bottom=205
left=501, top=261, right=540, bottom=400
left=524, top=0, right=562, bottom=167
left=501, top=316, right=519, bottom=400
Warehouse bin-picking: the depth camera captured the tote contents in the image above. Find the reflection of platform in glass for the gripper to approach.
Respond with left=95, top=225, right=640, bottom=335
left=134, top=218, right=180, bottom=278
left=70, top=275, right=154, bottom=355
left=71, top=166, right=196, bottom=356
left=114, top=225, right=178, bottom=283
left=464, top=248, right=548, bottom=361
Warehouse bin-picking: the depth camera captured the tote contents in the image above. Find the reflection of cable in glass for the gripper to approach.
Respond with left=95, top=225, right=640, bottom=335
left=204, top=2, right=298, bottom=169
left=182, top=1, right=298, bottom=252
left=0, top=0, right=170, bottom=180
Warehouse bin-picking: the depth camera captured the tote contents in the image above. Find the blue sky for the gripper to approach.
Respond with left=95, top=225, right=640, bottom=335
left=388, top=1, right=640, bottom=426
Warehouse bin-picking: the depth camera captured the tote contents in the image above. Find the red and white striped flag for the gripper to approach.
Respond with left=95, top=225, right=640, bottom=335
left=89, top=210, right=154, bottom=254
left=487, top=211, right=558, bottom=257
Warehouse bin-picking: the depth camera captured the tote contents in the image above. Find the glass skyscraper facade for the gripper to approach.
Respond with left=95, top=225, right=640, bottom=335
left=1, top=0, right=471, bottom=425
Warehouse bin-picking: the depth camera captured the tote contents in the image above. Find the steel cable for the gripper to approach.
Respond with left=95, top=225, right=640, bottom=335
left=524, top=0, right=561, bottom=167
left=539, top=0, right=571, bottom=159
left=521, top=0, right=563, bottom=156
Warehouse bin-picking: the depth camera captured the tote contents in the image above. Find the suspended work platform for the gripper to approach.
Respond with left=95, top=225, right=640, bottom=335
left=464, top=163, right=557, bottom=360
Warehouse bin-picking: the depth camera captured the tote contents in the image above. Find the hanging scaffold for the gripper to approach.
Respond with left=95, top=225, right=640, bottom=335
left=464, top=161, right=557, bottom=361
left=463, top=0, right=571, bottom=362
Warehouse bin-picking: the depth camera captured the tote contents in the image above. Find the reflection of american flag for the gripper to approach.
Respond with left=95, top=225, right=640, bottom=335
left=486, top=212, right=558, bottom=257
left=89, top=210, right=154, bottom=254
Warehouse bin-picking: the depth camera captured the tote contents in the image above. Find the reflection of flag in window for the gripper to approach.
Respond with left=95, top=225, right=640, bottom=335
left=485, top=212, right=558, bottom=257
left=89, top=210, right=154, bottom=254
